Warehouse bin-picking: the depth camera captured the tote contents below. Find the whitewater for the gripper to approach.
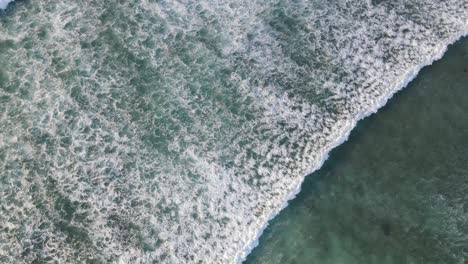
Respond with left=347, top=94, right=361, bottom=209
left=0, top=0, right=12, bottom=10
left=0, top=1, right=467, bottom=263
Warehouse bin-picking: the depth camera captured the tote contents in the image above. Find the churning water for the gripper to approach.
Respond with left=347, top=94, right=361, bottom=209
left=246, top=35, right=468, bottom=264
left=0, top=0, right=13, bottom=10
left=0, top=1, right=467, bottom=263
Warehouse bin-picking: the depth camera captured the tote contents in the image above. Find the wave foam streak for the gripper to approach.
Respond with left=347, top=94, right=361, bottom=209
left=0, top=0, right=467, bottom=263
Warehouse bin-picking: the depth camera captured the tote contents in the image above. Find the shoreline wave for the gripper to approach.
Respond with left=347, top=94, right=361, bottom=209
left=2, top=1, right=468, bottom=263
left=238, top=27, right=468, bottom=264
left=0, top=0, right=13, bottom=10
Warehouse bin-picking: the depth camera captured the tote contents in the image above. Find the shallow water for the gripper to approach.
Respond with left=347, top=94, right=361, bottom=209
left=246, top=36, right=468, bottom=264
left=0, top=1, right=467, bottom=263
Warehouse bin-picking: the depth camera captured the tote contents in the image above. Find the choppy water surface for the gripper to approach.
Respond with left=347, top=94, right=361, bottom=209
left=0, top=0, right=12, bottom=10
left=246, top=36, right=468, bottom=264
left=0, top=1, right=467, bottom=263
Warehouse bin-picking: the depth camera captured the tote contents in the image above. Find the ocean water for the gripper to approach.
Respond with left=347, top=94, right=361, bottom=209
left=0, top=0, right=13, bottom=10
left=246, top=35, right=468, bottom=264
left=0, top=1, right=467, bottom=263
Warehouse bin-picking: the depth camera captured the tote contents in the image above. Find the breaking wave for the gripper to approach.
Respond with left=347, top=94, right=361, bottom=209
left=0, top=0, right=467, bottom=263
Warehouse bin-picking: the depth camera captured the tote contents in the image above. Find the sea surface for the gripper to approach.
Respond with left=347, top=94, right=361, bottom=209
left=0, top=1, right=467, bottom=263
left=246, top=36, right=468, bottom=264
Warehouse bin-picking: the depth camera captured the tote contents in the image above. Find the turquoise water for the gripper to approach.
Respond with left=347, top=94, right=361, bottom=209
left=0, top=1, right=467, bottom=263
left=246, top=37, right=468, bottom=264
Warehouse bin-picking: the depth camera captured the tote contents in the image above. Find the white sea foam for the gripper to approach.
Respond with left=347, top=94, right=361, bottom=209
left=0, top=1, right=467, bottom=263
left=237, top=26, right=468, bottom=263
left=0, top=0, right=13, bottom=10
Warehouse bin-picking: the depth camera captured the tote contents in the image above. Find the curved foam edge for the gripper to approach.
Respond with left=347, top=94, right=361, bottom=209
left=0, top=0, right=13, bottom=10
left=237, top=26, right=468, bottom=264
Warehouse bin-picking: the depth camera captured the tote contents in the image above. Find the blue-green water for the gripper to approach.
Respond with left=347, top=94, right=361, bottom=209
left=247, top=37, right=468, bottom=264
left=0, top=1, right=467, bottom=263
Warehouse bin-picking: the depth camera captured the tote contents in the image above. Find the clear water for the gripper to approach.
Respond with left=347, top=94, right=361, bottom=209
left=246, top=36, right=468, bottom=264
left=0, top=1, right=467, bottom=263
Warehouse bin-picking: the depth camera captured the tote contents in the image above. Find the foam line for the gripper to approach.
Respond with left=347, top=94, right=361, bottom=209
left=237, top=26, right=468, bottom=264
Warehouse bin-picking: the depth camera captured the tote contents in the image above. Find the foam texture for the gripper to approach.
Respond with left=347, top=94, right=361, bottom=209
left=0, top=1, right=467, bottom=263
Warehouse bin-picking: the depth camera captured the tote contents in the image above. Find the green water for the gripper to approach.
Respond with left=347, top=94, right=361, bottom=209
left=246, top=37, right=468, bottom=264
